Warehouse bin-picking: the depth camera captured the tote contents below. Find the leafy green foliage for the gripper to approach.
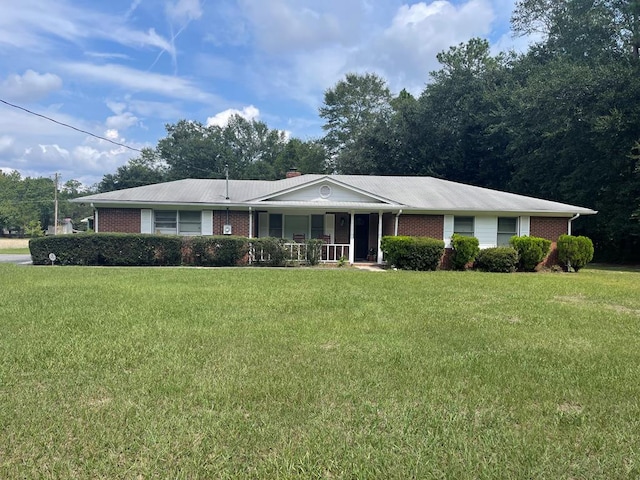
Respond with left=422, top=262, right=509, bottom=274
left=450, top=233, right=480, bottom=270
left=250, top=237, right=288, bottom=266
left=557, top=234, right=594, bottom=272
left=24, top=220, right=44, bottom=238
left=475, top=247, right=519, bottom=273
left=305, top=239, right=325, bottom=266
left=183, top=236, right=248, bottom=267
left=510, top=236, right=552, bottom=271
left=380, top=235, right=444, bottom=270
left=319, top=72, right=392, bottom=172
left=29, top=234, right=182, bottom=266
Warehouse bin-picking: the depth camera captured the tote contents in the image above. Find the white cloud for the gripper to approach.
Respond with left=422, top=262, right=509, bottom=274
left=106, top=112, right=139, bottom=130
left=206, top=105, right=260, bottom=127
left=238, top=0, right=366, bottom=53
left=0, top=135, right=14, bottom=152
left=62, top=62, right=217, bottom=103
left=1, top=70, right=63, bottom=102
left=104, top=129, right=120, bottom=140
left=166, top=0, right=203, bottom=24
left=0, top=0, right=175, bottom=57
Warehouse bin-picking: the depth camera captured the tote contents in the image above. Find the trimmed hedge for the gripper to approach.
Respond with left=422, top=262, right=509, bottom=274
left=29, top=234, right=182, bottom=266
left=475, top=247, right=519, bottom=273
left=183, top=236, right=248, bottom=266
left=509, top=236, right=552, bottom=272
left=557, top=234, right=594, bottom=272
left=450, top=234, right=480, bottom=270
left=250, top=237, right=288, bottom=267
left=380, top=235, right=444, bottom=271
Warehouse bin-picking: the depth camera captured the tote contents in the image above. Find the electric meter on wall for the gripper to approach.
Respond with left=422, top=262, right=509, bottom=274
left=223, top=224, right=232, bottom=235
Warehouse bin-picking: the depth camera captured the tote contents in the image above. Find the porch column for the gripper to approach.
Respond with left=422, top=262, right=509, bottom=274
left=348, top=210, right=355, bottom=264
left=377, top=211, right=383, bottom=265
left=248, top=207, right=253, bottom=238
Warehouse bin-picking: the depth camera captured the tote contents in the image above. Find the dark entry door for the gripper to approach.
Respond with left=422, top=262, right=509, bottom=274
left=354, top=214, right=369, bottom=261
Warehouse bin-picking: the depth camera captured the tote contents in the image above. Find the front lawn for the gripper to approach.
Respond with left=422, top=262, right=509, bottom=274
left=1, top=265, right=638, bottom=478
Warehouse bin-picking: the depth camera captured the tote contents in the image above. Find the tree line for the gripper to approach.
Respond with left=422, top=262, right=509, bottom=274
left=3, top=0, right=639, bottom=261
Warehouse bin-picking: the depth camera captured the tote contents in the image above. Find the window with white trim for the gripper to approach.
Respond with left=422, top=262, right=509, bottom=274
left=497, top=217, right=518, bottom=246
left=453, top=216, right=474, bottom=237
left=154, top=210, right=201, bottom=235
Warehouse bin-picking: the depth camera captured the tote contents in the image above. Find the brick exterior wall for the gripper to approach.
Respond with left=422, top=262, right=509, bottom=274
left=530, top=217, right=569, bottom=268
left=530, top=217, right=568, bottom=241
left=213, top=210, right=250, bottom=237
left=98, top=208, right=141, bottom=233
left=398, top=214, right=444, bottom=239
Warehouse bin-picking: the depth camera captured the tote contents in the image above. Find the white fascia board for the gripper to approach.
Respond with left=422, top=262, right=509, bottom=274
left=248, top=175, right=399, bottom=205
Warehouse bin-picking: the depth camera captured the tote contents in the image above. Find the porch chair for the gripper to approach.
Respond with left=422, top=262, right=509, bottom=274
left=292, top=233, right=306, bottom=243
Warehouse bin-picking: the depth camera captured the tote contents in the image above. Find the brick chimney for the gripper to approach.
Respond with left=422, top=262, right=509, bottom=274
left=286, top=168, right=302, bottom=178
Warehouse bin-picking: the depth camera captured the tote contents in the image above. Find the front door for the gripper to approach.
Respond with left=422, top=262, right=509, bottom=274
left=354, top=214, right=369, bottom=261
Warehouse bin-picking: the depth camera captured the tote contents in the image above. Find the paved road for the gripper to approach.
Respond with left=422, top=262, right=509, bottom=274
left=0, top=254, right=32, bottom=264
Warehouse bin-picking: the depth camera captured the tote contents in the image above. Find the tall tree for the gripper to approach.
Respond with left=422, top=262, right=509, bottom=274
left=319, top=72, right=392, bottom=173
left=96, top=148, right=167, bottom=192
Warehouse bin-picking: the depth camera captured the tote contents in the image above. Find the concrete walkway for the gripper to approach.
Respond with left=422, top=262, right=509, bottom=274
left=0, top=254, right=32, bottom=264
left=352, top=263, right=386, bottom=272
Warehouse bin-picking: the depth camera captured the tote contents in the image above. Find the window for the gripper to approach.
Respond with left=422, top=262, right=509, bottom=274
left=269, top=214, right=283, bottom=238
left=311, top=215, right=324, bottom=239
left=154, top=211, right=201, bottom=235
left=155, top=210, right=177, bottom=234
left=497, top=217, right=518, bottom=246
left=454, top=216, right=474, bottom=237
left=179, top=211, right=201, bottom=235
left=284, top=215, right=309, bottom=240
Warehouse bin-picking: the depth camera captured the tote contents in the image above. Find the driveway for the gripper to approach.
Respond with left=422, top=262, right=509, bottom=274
left=0, top=254, right=32, bottom=264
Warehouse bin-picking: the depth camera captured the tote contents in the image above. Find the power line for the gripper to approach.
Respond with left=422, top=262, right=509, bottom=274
left=0, top=98, right=143, bottom=153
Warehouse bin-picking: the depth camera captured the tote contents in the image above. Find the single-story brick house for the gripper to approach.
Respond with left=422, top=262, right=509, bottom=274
left=73, top=173, right=596, bottom=265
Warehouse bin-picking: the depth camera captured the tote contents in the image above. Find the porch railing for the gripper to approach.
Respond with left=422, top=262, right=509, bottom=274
left=250, top=242, right=350, bottom=264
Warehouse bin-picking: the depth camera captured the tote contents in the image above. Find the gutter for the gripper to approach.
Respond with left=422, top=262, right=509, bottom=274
left=394, top=209, right=403, bottom=236
left=568, top=213, right=580, bottom=236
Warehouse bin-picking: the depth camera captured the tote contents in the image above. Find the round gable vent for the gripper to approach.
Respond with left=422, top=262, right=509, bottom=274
left=319, top=184, right=332, bottom=199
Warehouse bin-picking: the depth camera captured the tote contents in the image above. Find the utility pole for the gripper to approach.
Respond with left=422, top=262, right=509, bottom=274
left=54, top=173, right=59, bottom=235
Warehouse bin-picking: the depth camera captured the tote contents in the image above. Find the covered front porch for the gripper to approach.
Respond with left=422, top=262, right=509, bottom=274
left=250, top=210, right=398, bottom=264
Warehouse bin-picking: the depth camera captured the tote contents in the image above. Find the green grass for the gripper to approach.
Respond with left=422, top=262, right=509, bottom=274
left=1, top=265, right=639, bottom=479
left=0, top=247, right=30, bottom=254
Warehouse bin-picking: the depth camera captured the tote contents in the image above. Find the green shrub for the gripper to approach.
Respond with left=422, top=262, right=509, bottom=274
left=185, top=236, right=248, bottom=266
left=250, top=237, right=288, bottom=266
left=306, top=239, right=325, bottom=266
left=381, top=236, right=444, bottom=271
left=29, top=234, right=182, bottom=266
left=509, top=236, right=552, bottom=272
left=450, top=234, right=480, bottom=270
left=557, top=235, right=594, bottom=272
left=475, top=247, right=518, bottom=273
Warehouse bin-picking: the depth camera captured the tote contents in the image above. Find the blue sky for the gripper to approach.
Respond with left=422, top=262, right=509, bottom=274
left=0, top=0, right=529, bottom=187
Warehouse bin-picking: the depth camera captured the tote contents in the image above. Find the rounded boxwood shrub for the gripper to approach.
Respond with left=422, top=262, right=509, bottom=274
left=509, top=236, right=552, bottom=272
left=557, top=234, right=594, bottom=272
left=381, top=235, right=444, bottom=271
left=475, top=247, right=518, bottom=273
left=450, top=234, right=480, bottom=270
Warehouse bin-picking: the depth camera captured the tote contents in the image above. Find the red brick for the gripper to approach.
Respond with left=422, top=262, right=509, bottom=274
left=98, top=208, right=141, bottom=233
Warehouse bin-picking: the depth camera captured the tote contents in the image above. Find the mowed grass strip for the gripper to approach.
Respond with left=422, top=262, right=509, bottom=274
left=1, top=265, right=639, bottom=479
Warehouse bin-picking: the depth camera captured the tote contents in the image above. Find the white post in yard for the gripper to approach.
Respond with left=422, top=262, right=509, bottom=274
left=377, top=211, right=383, bottom=264
left=348, top=211, right=355, bottom=264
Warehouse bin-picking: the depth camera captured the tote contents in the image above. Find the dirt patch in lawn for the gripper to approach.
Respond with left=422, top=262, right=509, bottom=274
left=0, top=238, right=30, bottom=249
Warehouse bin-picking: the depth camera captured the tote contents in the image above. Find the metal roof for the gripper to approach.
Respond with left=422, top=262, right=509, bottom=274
left=75, top=175, right=596, bottom=215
